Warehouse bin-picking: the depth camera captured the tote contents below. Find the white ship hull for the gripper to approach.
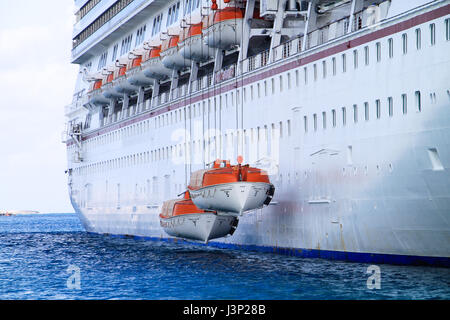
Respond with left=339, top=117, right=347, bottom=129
left=66, top=1, right=450, bottom=266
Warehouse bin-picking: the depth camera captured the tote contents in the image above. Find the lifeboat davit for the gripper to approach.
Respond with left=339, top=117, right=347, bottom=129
left=204, top=7, right=244, bottom=50
left=126, top=55, right=154, bottom=86
left=113, top=63, right=139, bottom=94
left=159, top=191, right=239, bottom=243
left=141, top=46, right=172, bottom=80
left=87, top=79, right=110, bottom=105
left=178, top=23, right=213, bottom=62
left=160, top=35, right=192, bottom=70
left=188, top=158, right=275, bottom=215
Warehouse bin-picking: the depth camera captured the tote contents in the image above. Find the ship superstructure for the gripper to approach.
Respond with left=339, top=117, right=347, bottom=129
left=64, top=0, right=450, bottom=266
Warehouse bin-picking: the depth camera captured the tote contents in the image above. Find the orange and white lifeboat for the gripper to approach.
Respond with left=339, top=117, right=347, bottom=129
left=159, top=191, right=238, bottom=243
left=160, top=35, right=192, bottom=70
left=112, top=58, right=139, bottom=94
left=141, top=45, right=173, bottom=80
left=203, top=7, right=244, bottom=50
left=126, top=52, right=154, bottom=86
left=101, top=68, right=123, bottom=99
left=188, top=158, right=275, bottom=215
left=87, top=77, right=110, bottom=105
left=178, top=22, right=213, bottom=62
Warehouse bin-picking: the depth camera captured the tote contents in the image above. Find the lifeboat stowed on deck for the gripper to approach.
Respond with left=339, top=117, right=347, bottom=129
left=112, top=61, right=139, bottom=94
left=188, top=158, right=275, bottom=215
left=102, top=69, right=124, bottom=99
left=203, top=7, right=244, bottom=50
left=160, top=35, right=192, bottom=70
left=87, top=79, right=110, bottom=105
left=126, top=54, right=154, bottom=86
left=141, top=45, right=173, bottom=80
left=178, top=22, right=213, bottom=62
left=159, top=191, right=239, bottom=243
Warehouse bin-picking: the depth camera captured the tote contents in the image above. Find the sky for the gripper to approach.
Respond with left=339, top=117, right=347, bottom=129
left=0, top=0, right=78, bottom=213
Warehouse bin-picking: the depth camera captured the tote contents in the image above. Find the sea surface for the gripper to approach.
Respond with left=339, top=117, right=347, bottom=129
left=0, top=213, right=448, bottom=300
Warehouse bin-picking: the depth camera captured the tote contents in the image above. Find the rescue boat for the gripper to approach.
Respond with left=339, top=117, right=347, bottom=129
left=126, top=53, right=154, bottom=86
left=159, top=191, right=238, bottom=243
left=188, top=158, right=275, bottom=215
left=160, top=35, right=192, bottom=70
left=112, top=59, right=139, bottom=94
left=178, top=22, right=213, bottom=62
left=141, top=45, right=173, bottom=80
left=203, top=7, right=244, bottom=50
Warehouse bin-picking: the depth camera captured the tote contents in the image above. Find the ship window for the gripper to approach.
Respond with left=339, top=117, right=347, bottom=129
left=279, top=121, right=283, bottom=138
left=97, top=51, right=108, bottom=70
left=313, top=64, right=317, bottom=81
left=264, top=81, right=268, bottom=96
left=313, top=114, right=317, bottom=131
left=332, top=109, right=336, bottom=127
left=388, top=38, right=393, bottom=58
left=376, top=99, right=381, bottom=119
left=287, top=73, right=291, bottom=89
left=342, top=107, right=346, bottom=126
left=353, top=104, right=358, bottom=123
left=111, top=44, right=118, bottom=61
left=430, top=23, right=436, bottom=45
left=388, top=97, right=393, bottom=117
left=304, top=67, right=308, bottom=84
left=322, top=61, right=327, bottom=78
left=415, top=91, right=421, bottom=112
left=402, top=94, right=408, bottom=114
left=376, top=42, right=382, bottom=61
left=446, top=18, right=450, bottom=41
left=332, top=57, right=336, bottom=75
left=287, top=120, right=291, bottom=136
left=279, top=76, right=283, bottom=92
left=402, top=33, right=407, bottom=55
left=271, top=78, right=275, bottom=94
left=415, top=28, right=421, bottom=50
left=295, top=70, right=299, bottom=86
left=353, top=50, right=358, bottom=69
left=364, top=102, right=369, bottom=121
left=304, top=116, right=308, bottom=133
left=364, top=46, right=369, bottom=65
left=342, top=54, right=346, bottom=72
left=322, top=112, right=327, bottom=129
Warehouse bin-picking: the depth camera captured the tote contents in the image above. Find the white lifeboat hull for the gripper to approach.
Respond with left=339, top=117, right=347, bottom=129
left=142, top=57, right=172, bottom=80
left=126, top=67, right=154, bottom=86
left=113, top=77, right=139, bottom=94
left=189, top=182, right=274, bottom=214
left=179, top=35, right=213, bottom=62
left=204, top=19, right=243, bottom=50
left=161, top=47, right=192, bottom=70
left=102, top=83, right=123, bottom=99
left=88, top=90, right=110, bottom=105
left=160, top=213, right=238, bottom=243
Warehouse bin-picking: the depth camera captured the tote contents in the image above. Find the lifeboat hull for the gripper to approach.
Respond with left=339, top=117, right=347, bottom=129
left=160, top=213, right=238, bottom=243
left=142, top=58, right=172, bottom=80
left=161, top=47, right=192, bottom=70
left=190, top=182, right=275, bottom=214
left=113, top=77, right=139, bottom=94
left=126, top=68, right=154, bottom=86
left=179, top=35, right=213, bottom=62
left=102, top=83, right=123, bottom=99
left=88, top=91, right=110, bottom=105
left=204, top=19, right=243, bottom=50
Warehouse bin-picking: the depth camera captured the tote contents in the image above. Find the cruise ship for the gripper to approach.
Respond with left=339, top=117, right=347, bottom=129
left=64, top=0, right=450, bottom=266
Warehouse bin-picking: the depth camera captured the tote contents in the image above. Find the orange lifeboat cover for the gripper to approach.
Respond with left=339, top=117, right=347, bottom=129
left=118, top=66, right=127, bottom=77
left=106, top=72, right=114, bottom=83
left=160, top=191, right=207, bottom=218
left=92, top=79, right=102, bottom=90
left=131, top=56, right=142, bottom=68
left=213, top=7, right=244, bottom=24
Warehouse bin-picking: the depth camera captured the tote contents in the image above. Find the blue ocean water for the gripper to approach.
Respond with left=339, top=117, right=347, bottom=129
left=0, top=213, right=448, bottom=300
